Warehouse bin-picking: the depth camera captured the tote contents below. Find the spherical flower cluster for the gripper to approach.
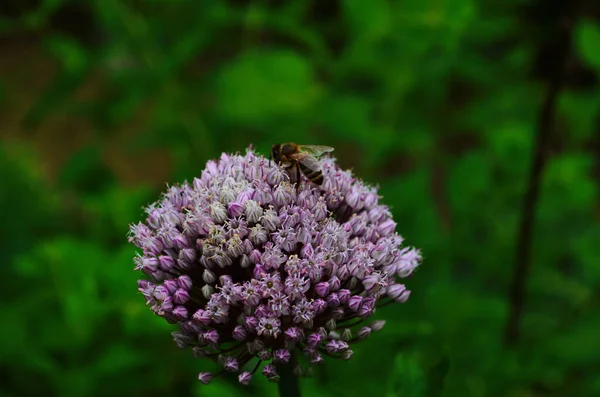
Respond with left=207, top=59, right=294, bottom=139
left=128, top=149, right=421, bottom=385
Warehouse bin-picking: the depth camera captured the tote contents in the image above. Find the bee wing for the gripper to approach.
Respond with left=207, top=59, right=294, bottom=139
left=289, top=153, right=322, bottom=172
left=298, top=145, right=334, bottom=157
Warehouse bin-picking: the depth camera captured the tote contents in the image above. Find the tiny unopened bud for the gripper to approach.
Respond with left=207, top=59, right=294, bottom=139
left=228, top=202, right=244, bottom=217
left=198, top=372, right=213, bottom=384
left=244, top=200, right=263, bottom=223
left=232, top=325, right=248, bottom=341
left=293, top=365, right=304, bottom=377
left=209, top=202, right=228, bottom=223
left=258, top=349, right=271, bottom=360
left=219, top=187, right=236, bottom=205
left=240, top=254, right=252, bottom=268
left=357, top=326, right=372, bottom=340
left=249, top=225, right=269, bottom=245
left=223, top=357, right=239, bottom=372
left=347, top=276, right=358, bottom=289
left=325, top=318, right=337, bottom=330
left=261, top=209, right=280, bottom=231
left=377, top=219, right=396, bottom=236
left=173, top=289, right=190, bottom=304
left=262, top=363, right=277, bottom=378
left=202, top=269, right=216, bottom=284
left=342, top=349, right=354, bottom=360
left=238, top=371, right=252, bottom=385
left=369, top=320, right=386, bottom=332
left=348, top=295, right=363, bottom=312
left=202, top=284, right=215, bottom=299
left=341, top=328, right=352, bottom=341
left=387, top=283, right=411, bottom=303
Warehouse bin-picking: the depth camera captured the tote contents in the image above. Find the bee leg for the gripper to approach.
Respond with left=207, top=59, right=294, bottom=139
left=296, top=165, right=301, bottom=191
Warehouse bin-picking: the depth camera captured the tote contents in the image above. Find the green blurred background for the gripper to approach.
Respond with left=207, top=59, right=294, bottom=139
left=2, top=1, right=600, bottom=396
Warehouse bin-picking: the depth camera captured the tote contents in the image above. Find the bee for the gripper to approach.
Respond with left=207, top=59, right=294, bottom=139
left=270, top=143, right=334, bottom=186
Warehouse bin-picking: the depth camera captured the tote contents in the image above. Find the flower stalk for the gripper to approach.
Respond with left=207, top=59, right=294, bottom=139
left=276, top=351, right=301, bottom=397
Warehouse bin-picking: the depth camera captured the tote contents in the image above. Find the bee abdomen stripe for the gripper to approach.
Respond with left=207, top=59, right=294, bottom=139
left=299, top=164, right=318, bottom=175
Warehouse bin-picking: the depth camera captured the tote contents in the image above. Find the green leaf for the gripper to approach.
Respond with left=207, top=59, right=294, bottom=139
left=388, top=353, right=426, bottom=397
left=0, top=305, right=29, bottom=359
left=425, top=353, right=451, bottom=397
left=542, top=153, right=597, bottom=209
left=447, top=151, right=493, bottom=214
left=215, top=49, right=320, bottom=124
left=57, top=144, right=115, bottom=194
left=575, top=20, right=600, bottom=70
left=44, top=35, right=89, bottom=72
left=93, top=344, right=147, bottom=376
left=317, top=95, right=372, bottom=142
left=192, top=380, right=247, bottom=397
left=13, top=238, right=113, bottom=345
left=548, top=317, right=600, bottom=366
left=0, top=142, right=59, bottom=261
left=559, top=90, right=600, bottom=142
left=342, top=0, right=392, bottom=41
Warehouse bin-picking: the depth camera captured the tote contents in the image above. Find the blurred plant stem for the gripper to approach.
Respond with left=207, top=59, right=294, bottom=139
left=277, top=351, right=301, bottom=397
left=504, top=11, right=576, bottom=346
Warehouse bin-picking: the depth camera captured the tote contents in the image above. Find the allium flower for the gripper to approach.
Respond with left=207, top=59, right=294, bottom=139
left=128, top=148, right=421, bottom=385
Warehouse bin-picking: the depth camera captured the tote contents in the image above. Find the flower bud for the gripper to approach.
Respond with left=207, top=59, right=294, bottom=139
left=198, top=372, right=213, bottom=384
left=329, top=275, right=341, bottom=291
left=377, top=219, right=396, bottom=236
left=228, top=202, right=244, bottom=218
left=274, top=348, right=291, bottom=363
left=158, top=255, right=175, bottom=271
left=348, top=295, right=363, bottom=312
left=315, top=282, right=329, bottom=297
left=244, top=200, right=263, bottom=223
left=202, top=285, right=214, bottom=299
left=219, top=187, right=236, bottom=205
left=369, top=320, right=386, bottom=332
left=172, top=305, right=188, bottom=320
left=209, top=202, right=228, bottom=224
left=387, top=283, right=410, bottom=302
left=238, top=372, right=252, bottom=385
left=261, top=208, right=280, bottom=231
left=173, top=289, right=190, bottom=304
left=327, top=293, right=340, bottom=308
left=341, top=328, right=352, bottom=341
left=163, top=279, right=178, bottom=294
left=325, top=318, right=336, bottom=330
left=232, top=325, right=248, bottom=341
left=249, top=225, right=269, bottom=245
left=262, top=363, right=277, bottom=378
left=223, top=357, right=239, bottom=372
left=202, top=269, right=216, bottom=284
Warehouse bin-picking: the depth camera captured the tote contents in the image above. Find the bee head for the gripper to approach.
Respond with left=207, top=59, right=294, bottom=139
left=270, top=144, right=281, bottom=161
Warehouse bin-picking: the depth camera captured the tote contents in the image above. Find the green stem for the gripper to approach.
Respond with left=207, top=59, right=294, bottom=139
left=276, top=351, right=301, bottom=397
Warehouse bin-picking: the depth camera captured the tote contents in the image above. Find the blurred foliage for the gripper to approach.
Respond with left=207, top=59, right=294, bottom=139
left=1, top=0, right=600, bottom=396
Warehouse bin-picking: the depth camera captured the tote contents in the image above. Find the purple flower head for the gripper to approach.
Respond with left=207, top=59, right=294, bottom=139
left=129, top=148, right=421, bottom=384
